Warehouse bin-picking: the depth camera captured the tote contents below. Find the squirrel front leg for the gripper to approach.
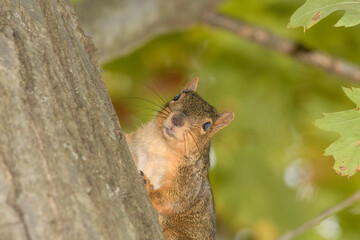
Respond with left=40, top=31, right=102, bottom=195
left=148, top=183, right=177, bottom=215
left=139, top=171, right=182, bottom=214
left=139, top=172, right=177, bottom=214
left=147, top=173, right=200, bottom=215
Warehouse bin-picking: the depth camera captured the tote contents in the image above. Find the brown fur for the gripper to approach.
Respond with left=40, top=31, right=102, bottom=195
left=126, top=78, right=234, bottom=239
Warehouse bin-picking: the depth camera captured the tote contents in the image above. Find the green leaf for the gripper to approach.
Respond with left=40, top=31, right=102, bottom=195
left=288, top=0, right=360, bottom=30
left=314, top=87, right=360, bottom=177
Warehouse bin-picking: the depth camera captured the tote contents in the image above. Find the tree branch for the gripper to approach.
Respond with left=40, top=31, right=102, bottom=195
left=277, top=190, right=360, bottom=240
left=75, top=1, right=360, bottom=83
left=75, top=0, right=223, bottom=63
left=75, top=1, right=360, bottom=84
left=201, top=11, right=360, bottom=84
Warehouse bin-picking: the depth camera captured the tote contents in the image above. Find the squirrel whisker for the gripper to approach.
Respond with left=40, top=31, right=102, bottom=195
left=162, top=105, right=172, bottom=115
left=127, top=96, right=165, bottom=111
left=157, top=110, right=170, bottom=119
left=188, top=130, right=203, bottom=157
left=145, top=107, right=167, bottom=114
left=184, top=130, right=191, bottom=156
left=132, top=79, right=168, bottom=105
left=183, top=131, right=187, bottom=156
left=140, top=114, right=167, bottom=119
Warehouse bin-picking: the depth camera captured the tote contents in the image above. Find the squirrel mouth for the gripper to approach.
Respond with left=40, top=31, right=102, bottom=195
left=164, top=127, right=176, bottom=138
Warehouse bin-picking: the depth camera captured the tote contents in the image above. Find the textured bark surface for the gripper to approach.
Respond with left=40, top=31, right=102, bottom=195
left=74, top=0, right=219, bottom=63
left=0, top=0, right=163, bottom=239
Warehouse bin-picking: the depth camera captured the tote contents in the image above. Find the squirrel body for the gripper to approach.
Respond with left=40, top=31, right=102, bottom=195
left=126, top=78, right=234, bottom=240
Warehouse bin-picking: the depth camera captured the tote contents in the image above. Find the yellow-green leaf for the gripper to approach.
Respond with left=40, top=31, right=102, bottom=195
left=289, top=0, right=360, bottom=30
left=314, top=87, right=360, bottom=177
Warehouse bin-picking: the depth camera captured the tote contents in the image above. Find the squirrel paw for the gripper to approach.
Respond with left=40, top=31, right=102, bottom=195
left=139, top=170, right=154, bottom=192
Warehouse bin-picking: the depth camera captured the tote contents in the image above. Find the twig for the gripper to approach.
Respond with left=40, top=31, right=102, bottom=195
left=276, top=190, right=360, bottom=240
left=201, top=11, right=360, bottom=84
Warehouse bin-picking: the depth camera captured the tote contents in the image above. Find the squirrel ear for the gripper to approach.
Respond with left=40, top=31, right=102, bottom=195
left=183, top=77, right=199, bottom=92
left=212, top=112, right=235, bottom=133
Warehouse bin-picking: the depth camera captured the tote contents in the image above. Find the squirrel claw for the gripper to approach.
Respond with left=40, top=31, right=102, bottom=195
left=139, top=170, right=154, bottom=192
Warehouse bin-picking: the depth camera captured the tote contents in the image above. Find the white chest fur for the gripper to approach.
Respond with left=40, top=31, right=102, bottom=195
left=131, top=122, right=174, bottom=190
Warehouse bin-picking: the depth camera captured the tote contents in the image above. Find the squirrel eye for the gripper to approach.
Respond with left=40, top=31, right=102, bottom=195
left=203, top=122, right=211, bottom=131
left=173, top=94, right=181, bottom=101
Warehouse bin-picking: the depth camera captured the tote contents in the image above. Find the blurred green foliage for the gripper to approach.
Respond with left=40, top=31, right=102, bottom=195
left=100, top=0, right=360, bottom=239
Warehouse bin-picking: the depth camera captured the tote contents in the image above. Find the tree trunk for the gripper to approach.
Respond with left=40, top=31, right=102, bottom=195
left=0, top=0, right=163, bottom=239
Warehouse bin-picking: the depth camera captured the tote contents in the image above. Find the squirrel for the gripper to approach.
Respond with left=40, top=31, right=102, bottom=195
left=125, top=77, right=234, bottom=240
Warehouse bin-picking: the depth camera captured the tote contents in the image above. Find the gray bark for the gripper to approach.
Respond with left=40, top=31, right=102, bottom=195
left=0, top=0, right=163, bottom=239
left=74, top=0, right=220, bottom=63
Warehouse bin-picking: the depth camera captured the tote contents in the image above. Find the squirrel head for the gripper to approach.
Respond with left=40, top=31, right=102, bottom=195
left=156, top=77, right=234, bottom=157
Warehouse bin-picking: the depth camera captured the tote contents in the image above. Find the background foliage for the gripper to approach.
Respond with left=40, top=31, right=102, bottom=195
left=95, top=0, right=360, bottom=239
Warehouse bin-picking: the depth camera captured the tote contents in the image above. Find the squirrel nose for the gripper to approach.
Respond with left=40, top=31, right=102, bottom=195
left=171, top=113, right=185, bottom=127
